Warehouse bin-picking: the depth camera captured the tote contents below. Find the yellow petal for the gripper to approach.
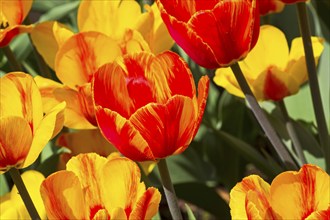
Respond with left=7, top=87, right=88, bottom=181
left=30, top=21, right=73, bottom=69
left=0, top=72, right=43, bottom=134
left=66, top=153, right=108, bottom=218
left=214, top=67, right=245, bottom=98
left=130, top=187, right=161, bottom=219
left=241, top=25, right=289, bottom=78
left=120, top=29, right=151, bottom=54
left=0, top=116, right=32, bottom=172
left=23, top=102, right=65, bottom=168
left=0, top=0, right=32, bottom=27
left=40, top=170, right=86, bottom=219
left=57, top=129, right=118, bottom=157
left=55, top=31, right=122, bottom=88
left=100, top=157, right=144, bottom=215
left=10, top=170, right=46, bottom=219
left=77, top=0, right=141, bottom=39
left=0, top=193, right=19, bottom=219
left=270, top=164, right=330, bottom=219
left=109, top=207, right=127, bottom=220
left=286, top=37, right=324, bottom=85
left=305, top=208, right=330, bottom=220
left=229, top=175, right=271, bottom=220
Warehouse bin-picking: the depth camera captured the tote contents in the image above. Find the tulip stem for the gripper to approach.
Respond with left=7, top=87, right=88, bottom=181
left=8, top=168, right=41, bottom=220
left=157, top=159, right=183, bottom=220
left=230, top=63, right=298, bottom=170
left=278, top=100, right=307, bottom=166
left=2, top=46, right=23, bottom=71
left=296, top=2, right=330, bottom=172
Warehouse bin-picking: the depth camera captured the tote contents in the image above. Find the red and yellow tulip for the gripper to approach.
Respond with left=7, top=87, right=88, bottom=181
left=92, top=51, right=209, bottom=161
left=214, top=25, right=324, bottom=101
left=0, top=0, right=33, bottom=47
left=0, top=72, right=65, bottom=173
left=40, top=153, right=161, bottom=219
left=230, top=164, right=330, bottom=219
left=156, top=0, right=260, bottom=69
left=259, top=0, right=285, bottom=15
left=0, top=170, right=46, bottom=219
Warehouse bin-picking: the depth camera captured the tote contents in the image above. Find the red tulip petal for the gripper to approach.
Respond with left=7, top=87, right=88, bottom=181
left=129, top=95, right=196, bottom=158
left=158, top=1, right=197, bottom=22
left=95, top=106, right=154, bottom=161
left=188, top=0, right=258, bottom=67
left=0, top=116, right=32, bottom=171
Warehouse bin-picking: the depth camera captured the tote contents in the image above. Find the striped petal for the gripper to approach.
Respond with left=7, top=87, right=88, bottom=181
left=0, top=72, right=43, bottom=134
left=95, top=107, right=154, bottom=161
left=270, top=164, right=330, bottom=219
left=0, top=116, right=32, bottom=172
left=55, top=31, right=122, bottom=88
left=129, top=95, right=197, bottom=158
left=30, top=21, right=74, bottom=69
left=306, top=208, right=330, bottom=220
left=40, top=170, right=86, bottom=219
left=229, top=175, right=272, bottom=220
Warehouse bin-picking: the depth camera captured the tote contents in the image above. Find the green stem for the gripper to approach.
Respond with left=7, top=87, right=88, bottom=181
left=2, top=46, right=22, bottom=71
left=157, top=159, right=182, bottom=220
left=230, top=63, right=298, bottom=170
left=296, top=2, right=330, bottom=172
left=278, top=100, right=307, bottom=166
left=8, top=168, right=41, bottom=220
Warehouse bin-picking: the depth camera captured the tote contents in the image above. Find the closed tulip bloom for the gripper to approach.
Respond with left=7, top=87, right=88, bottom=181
left=230, top=164, right=330, bottom=219
left=156, top=0, right=260, bottom=69
left=0, top=72, right=65, bottom=173
left=40, top=153, right=161, bottom=219
left=0, top=0, right=33, bottom=47
left=214, top=25, right=324, bottom=101
left=259, top=0, right=285, bottom=15
left=93, top=51, right=209, bottom=161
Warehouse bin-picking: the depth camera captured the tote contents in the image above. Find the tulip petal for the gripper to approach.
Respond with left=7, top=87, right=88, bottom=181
left=66, top=153, right=107, bottom=219
left=270, top=164, right=330, bottom=219
left=0, top=25, right=33, bottom=47
left=10, top=171, right=46, bottom=219
left=40, top=170, right=86, bottom=219
left=259, top=0, right=285, bottom=15
left=0, top=72, right=43, bottom=134
left=306, top=208, right=330, bottom=220
left=0, top=0, right=32, bottom=27
left=0, top=193, right=20, bottom=219
left=0, top=116, right=32, bottom=172
left=95, top=107, right=154, bottom=161
left=78, top=0, right=141, bottom=39
left=57, top=129, right=118, bottom=157
left=130, top=95, right=196, bottom=158
left=23, top=102, right=65, bottom=168
left=30, top=21, right=74, bottom=69
left=214, top=67, right=246, bottom=98
left=229, top=175, right=272, bottom=220
left=100, top=157, right=145, bottom=218
left=245, top=190, right=278, bottom=220
left=130, top=187, right=161, bottom=220
left=193, top=75, right=209, bottom=137
left=55, top=31, right=122, bottom=88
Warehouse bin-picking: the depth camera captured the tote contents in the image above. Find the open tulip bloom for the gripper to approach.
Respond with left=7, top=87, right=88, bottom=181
left=92, top=51, right=209, bottom=161
left=0, top=0, right=33, bottom=47
left=214, top=25, right=324, bottom=101
left=230, top=164, right=330, bottom=219
left=40, top=153, right=161, bottom=219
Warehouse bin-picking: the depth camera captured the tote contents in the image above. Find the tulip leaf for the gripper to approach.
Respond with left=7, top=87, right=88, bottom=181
left=38, top=1, right=80, bottom=22
left=185, top=204, right=197, bottom=220
left=174, top=182, right=230, bottom=219
left=0, top=174, right=10, bottom=196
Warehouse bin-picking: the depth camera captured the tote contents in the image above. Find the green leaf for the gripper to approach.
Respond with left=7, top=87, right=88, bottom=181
left=175, top=182, right=230, bottom=218
left=38, top=1, right=80, bottom=22
left=0, top=174, right=10, bottom=196
left=185, top=204, right=197, bottom=220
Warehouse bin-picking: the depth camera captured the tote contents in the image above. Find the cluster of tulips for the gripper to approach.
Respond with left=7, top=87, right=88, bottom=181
left=0, top=0, right=329, bottom=219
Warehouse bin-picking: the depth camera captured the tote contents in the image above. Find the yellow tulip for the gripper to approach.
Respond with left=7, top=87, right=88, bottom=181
left=214, top=25, right=324, bottom=101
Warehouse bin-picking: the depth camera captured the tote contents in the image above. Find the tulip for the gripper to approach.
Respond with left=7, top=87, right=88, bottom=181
left=40, top=153, right=161, bottom=219
left=230, top=164, right=330, bottom=219
left=0, top=0, right=33, bottom=47
left=156, top=0, right=260, bottom=68
left=93, top=51, right=209, bottom=161
left=214, top=25, right=324, bottom=101
left=0, top=171, right=46, bottom=219
left=259, top=0, right=285, bottom=15
left=0, top=72, right=65, bottom=172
